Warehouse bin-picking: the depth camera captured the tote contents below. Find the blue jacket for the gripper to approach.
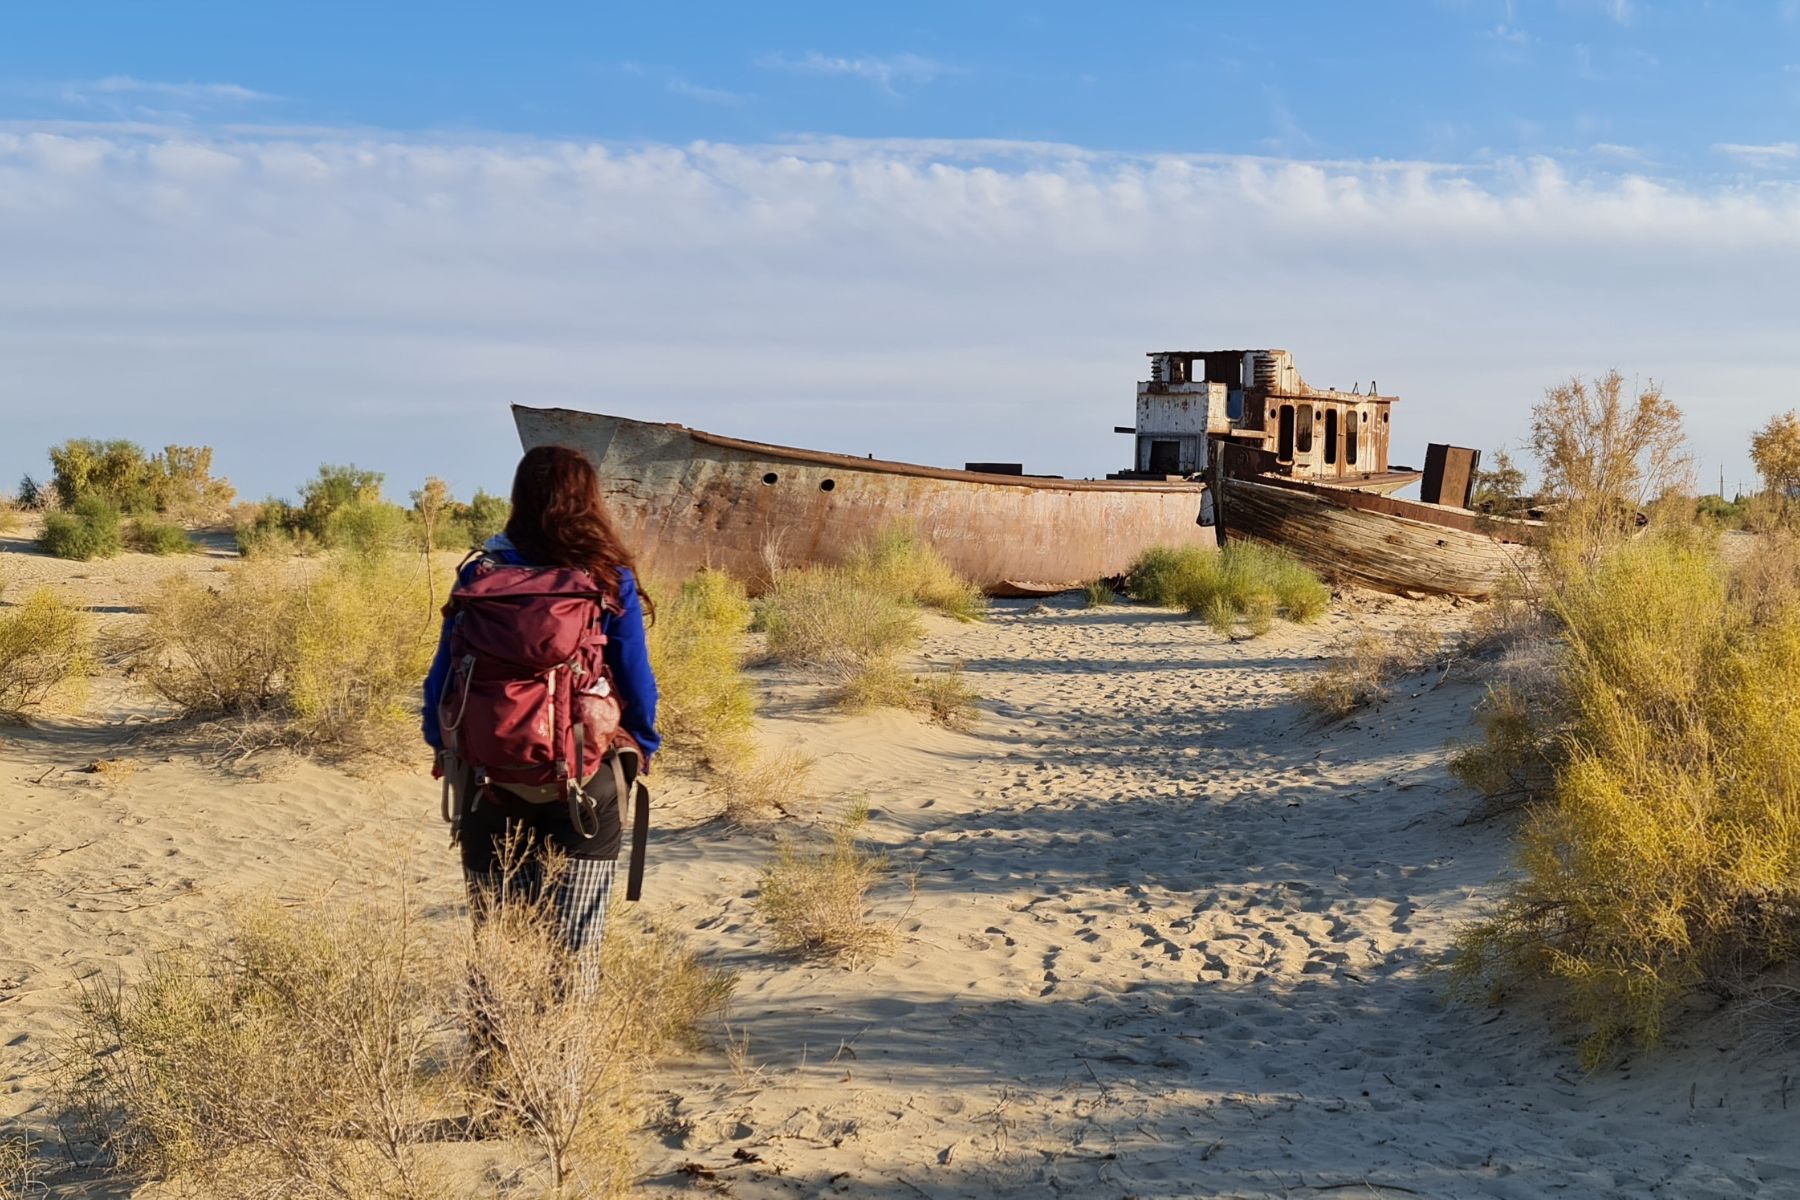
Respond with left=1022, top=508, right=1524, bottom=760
left=421, top=533, right=661, bottom=761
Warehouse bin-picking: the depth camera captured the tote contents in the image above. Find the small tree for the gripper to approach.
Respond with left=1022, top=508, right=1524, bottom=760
left=1471, top=449, right=1528, bottom=513
left=298, top=465, right=384, bottom=540
left=410, top=477, right=452, bottom=553
left=465, top=488, right=509, bottom=545
left=1750, top=409, right=1800, bottom=499
left=1529, top=371, right=1691, bottom=560
left=47, top=439, right=153, bottom=511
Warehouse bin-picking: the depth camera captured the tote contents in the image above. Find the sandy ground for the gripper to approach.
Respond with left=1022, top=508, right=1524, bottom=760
left=2, top=528, right=1797, bottom=1198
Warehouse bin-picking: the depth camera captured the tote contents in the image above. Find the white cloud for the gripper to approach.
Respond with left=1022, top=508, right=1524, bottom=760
left=1714, top=141, right=1800, bottom=165
left=0, top=126, right=1796, bottom=499
left=755, top=52, right=959, bottom=94
left=64, top=76, right=273, bottom=105
left=665, top=77, right=744, bottom=106
left=1589, top=142, right=1644, bottom=161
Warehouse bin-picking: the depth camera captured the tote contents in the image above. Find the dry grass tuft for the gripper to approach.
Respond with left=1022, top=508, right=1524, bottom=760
left=841, top=526, right=986, bottom=621
left=0, top=589, right=93, bottom=722
left=0, top=1135, right=40, bottom=1199
left=756, top=802, right=894, bottom=964
left=839, top=661, right=981, bottom=730
left=715, top=745, right=814, bottom=823
left=1081, top=578, right=1116, bottom=608
left=1299, top=621, right=1444, bottom=719
left=1124, top=543, right=1329, bottom=635
left=85, top=757, right=138, bottom=782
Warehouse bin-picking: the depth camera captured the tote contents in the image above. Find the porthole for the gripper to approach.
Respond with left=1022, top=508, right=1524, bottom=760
left=762, top=472, right=779, bottom=485
left=819, top=478, right=836, bottom=492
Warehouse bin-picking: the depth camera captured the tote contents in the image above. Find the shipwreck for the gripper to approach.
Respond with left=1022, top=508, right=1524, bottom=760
left=1134, top=347, right=1540, bottom=598
left=512, top=346, right=1536, bottom=601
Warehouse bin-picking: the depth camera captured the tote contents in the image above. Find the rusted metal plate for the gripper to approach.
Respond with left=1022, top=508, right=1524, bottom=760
left=514, top=406, right=1216, bottom=595
left=1421, top=444, right=1480, bottom=509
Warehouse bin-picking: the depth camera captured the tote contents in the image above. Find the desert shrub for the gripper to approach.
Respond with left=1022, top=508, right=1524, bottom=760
left=232, top=497, right=318, bottom=558
left=645, top=570, right=757, bottom=770
left=15, top=475, right=45, bottom=511
left=839, top=661, right=980, bottom=730
left=48, top=438, right=153, bottom=511
left=37, top=496, right=124, bottom=561
left=715, top=746, right=814, bottom=822
left=297, top=463, right=384, bottom=539
left=0, top=589, right=91, bottom=721
left=466, top=843, right=731, bottom=1195
left=126, top=556, right=441, bottom=753
left=1300, top=621, right=1443, bottom=719
left=128, top=564, right=298, bottom=718
left=60, top=878, right=730, bottom=1199
left=130, top=518, right=192, bottom=556
left=1123, top=543, right=1328, bottom=632
left=756, top=802, right=893, bottom=963
left=1530, top=371, right=1692, bottom=571
left=1471, top=449, right=1530, bottom=514
left=1730, top=526, right=1800, bottom=623
left=1453, top=531, right=1800, bottom=1064
left=1751, top=409, right=1800, bottom=498
left=761, top=566, right=921, bottom=677
left=463, top=488, right=510, bottom=545
left=323, top=499, right=411, bottom=560
left=842, top=526, right=986, bottom=620
left=286, top=557, right=440, bottom=750
left=1695, top=493, right=1749, bottom=530
left=146, top=445, right=235, bottom=520
left=1082, top=578, right=1116, bottom=608
left=59, top=895, right=453, bottom=1195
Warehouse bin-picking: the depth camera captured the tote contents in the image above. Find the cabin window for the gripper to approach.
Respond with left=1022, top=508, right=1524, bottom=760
left=1148, top=440, right=1181, bottom=474
left=1277, top=405, right=1296, bottom=461
left=819, top=478, right=836, bottom=492
left=1324, top=409, right=1339, bottom=464
left=762, top=472, right=779, bottom=485
left=1347, top=415, right=1359, bottom=465
left=1296, top=406, right=1314, bottom=455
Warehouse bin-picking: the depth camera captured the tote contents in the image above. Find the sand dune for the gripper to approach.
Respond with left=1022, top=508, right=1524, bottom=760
left=2, top=540, right=1794, bottom=1198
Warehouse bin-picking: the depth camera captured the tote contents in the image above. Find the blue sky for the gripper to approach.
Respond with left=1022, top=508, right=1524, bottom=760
left=3, top=2, right=1799, bottom=500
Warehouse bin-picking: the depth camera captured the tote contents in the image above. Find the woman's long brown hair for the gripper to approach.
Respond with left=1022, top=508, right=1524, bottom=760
left=503, top=445, right=654, bottom=621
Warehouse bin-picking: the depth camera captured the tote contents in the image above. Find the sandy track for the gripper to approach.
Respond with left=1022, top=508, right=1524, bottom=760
left=1, top=541, right=1794, bottom=1197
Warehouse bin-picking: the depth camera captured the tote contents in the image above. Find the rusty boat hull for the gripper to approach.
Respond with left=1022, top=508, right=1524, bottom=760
left=1217, top=473, right=1539, bottom=598
left=514, top=406, right=1216, bottom=596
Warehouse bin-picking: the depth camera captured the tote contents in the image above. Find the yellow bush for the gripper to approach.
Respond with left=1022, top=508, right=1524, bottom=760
left=130, top=565, right=296, bottom=717
left=0, top=589, right=92, bottom=720
left=756, top=802, right=893, bottom=963
left=287, top=557, right=440, bottom=749
left=126, top=555, right=442, bottom=754
left=842, top=526, right=986, bottom=620
left=61, top=880, right=731, bottom=1198
left=1454, top=531, right=1800, bottom=1064
left=645, top=570, right=756, bottom=770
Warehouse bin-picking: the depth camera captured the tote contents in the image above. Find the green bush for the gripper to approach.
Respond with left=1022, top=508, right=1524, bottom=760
left=48, top=438, right=152, bottom=511
left=322, top=500, right=410, bottom=560
left=462, top=488, right=509, bottom=546
left=841, top=526, right=986, bottom=621
left=1123, top=542, right=1328, bottom=633
left=37, top=496, right=124, bottom=561
left=131, top=519, right=193, bottom=556
left=1081, top=578, right=1116, bottom=608
left=1454, top=531, right=1800, bottom=1064
left=297, top=464, right=383, bottom=540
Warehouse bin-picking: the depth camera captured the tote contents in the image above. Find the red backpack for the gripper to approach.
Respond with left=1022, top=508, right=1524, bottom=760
left=437, top=556, right=650, bottom=897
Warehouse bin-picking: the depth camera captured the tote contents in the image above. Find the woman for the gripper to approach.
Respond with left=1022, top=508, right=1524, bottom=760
left=423, top=445, right=659, bottom=995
